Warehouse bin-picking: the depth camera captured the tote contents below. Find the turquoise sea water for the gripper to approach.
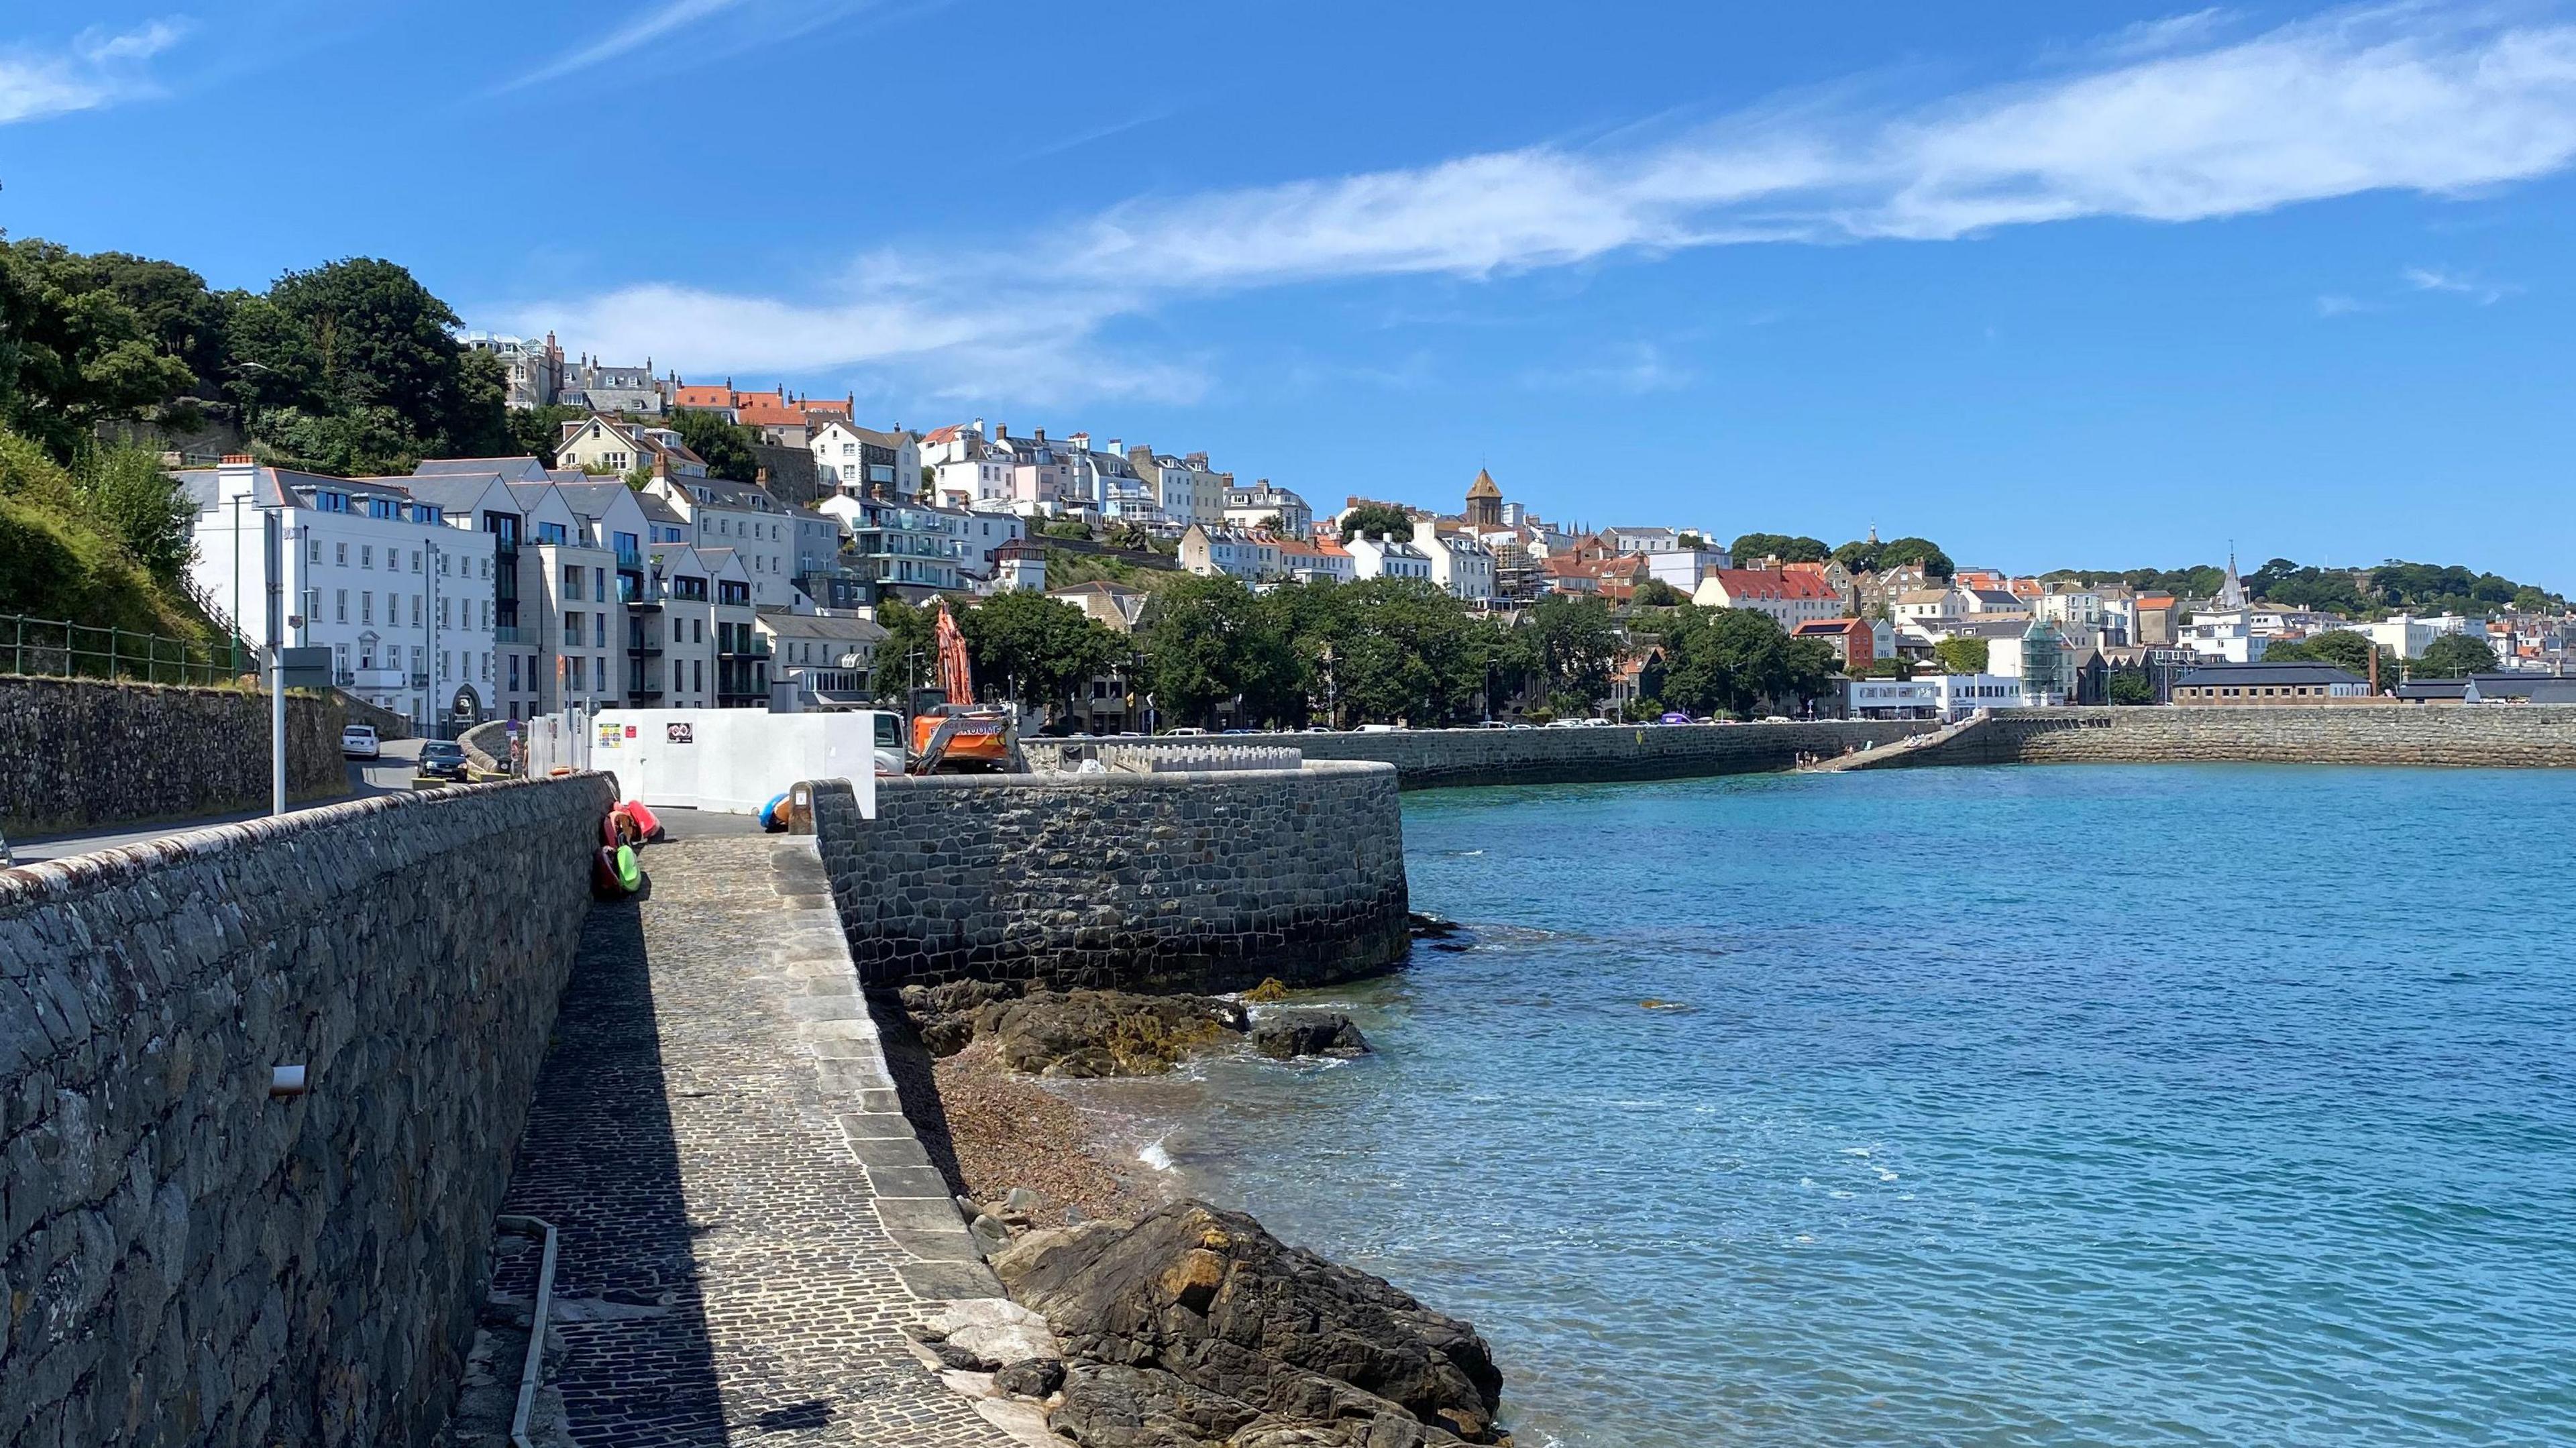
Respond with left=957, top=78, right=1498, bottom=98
left=1140, top=765, right=2576, bottom=1447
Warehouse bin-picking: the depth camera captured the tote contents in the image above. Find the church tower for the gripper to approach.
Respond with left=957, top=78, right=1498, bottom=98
left=1464, top=467, right=1503, bottom=529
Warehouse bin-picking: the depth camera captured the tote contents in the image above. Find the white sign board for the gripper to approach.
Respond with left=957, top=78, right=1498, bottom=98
left=590, top=709, right=883, bottom=818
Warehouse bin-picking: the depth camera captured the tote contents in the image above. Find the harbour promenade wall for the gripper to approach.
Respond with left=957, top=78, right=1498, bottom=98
left=1024, top=720, right=1936, bottom=791
left=809, top=761, right=1410, bottom=993
left=0, top=773, right=612, bottom=1448
left=0, top=677, right=345, bottom=837
left=1883, top=705, right=2576, bottom=769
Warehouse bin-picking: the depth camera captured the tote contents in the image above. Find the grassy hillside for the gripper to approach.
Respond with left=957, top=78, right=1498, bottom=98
left=0, top=429, right=220, bottom=650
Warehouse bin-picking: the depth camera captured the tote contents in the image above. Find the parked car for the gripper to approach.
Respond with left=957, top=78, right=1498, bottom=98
left=1356, top=723, right=1401, bottom=733
left=1477, top=720, right=1511, bottom=730
left=1302, top=725, right=1336, bottom=734
left=341, top=724, right=380, bottom=759
left=1762, top=715, right=1792, bottom=724
left=1581, top=717, right=1612, bottom=727
left=1544, top=718, right=1583, bottom=729
left=1658, top=712, right=1695, bottom=725
left=417, top=740, right=468, bottom=780
left=1508, top=723, right=1536, bottom=731
left=1165, top=726, right=1207, bottom=737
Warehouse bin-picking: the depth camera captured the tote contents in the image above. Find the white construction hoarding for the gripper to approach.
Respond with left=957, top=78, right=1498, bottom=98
left=588, top=708, right=885, bottom=818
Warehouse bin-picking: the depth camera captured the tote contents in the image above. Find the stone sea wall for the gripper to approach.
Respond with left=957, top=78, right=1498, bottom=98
left=810, top=761, right=1410, bottom=993
left=1884, top=705, right=2576, bottom=769
left=0, top=773, right=614, bottom=1448
left=1024, top=720, right=1936, bottom=791
left=0, top=677, right=346, bottom=837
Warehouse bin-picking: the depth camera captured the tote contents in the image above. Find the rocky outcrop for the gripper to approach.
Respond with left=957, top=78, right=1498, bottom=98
left=1251, top=1011, right=1371, bottom=1060
left=993, top=1202, right=1509, bottom=1447
left=898, top=982, right=1250, bottom=1076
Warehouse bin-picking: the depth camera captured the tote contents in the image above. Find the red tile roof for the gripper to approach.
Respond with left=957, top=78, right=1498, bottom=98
left=1711, top=568, right=1840, bottom=601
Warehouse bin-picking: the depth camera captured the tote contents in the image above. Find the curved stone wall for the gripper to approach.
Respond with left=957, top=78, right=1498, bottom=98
left=0, top=773, right=614, bottom=1447
left=1024, top=719, right=1935, bottom=791
left=1881, top=705, right=2576, bottom=769
left=810, top=761, right=1410, bottom=993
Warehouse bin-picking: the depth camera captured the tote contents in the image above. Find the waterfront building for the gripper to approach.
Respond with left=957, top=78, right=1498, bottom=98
left=1791, top=617, right=1878, bottom=671
left=2359, top=612, right=2474, bottom=660
left=1843, top=676, right=1939, bottom=719
left=184, top=457, right=499, bottom=734
left=757, top=611, right=887, bottom=704
left=2169, top=660, right=2371, bottom=704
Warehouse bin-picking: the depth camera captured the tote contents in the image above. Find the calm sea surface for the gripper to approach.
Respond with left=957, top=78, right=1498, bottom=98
left=1126, top=765, right=2576, bottom=1447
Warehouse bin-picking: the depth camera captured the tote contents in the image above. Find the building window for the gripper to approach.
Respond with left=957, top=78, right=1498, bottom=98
left=335, top=590, right=347, bottom=623
left=362, top=592, right=374, bottom=625
left=562, top=565, right=583, bottom=600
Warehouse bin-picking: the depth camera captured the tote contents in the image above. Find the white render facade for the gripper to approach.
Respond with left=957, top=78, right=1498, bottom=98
left=186, top=459, right=499, bottom=734
left=1417, top=532, right=1495, bottom=602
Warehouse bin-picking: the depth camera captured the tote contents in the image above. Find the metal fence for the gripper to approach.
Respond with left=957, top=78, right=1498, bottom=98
left=0, top=612, right=246, bottom=687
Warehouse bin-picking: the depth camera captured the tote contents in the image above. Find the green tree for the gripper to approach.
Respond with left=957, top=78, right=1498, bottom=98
left=1729, top=532, right=1829, bottom=564
left=241, top=257, right=507, bottom=467
left=872, top=598, right=942, bottom=703
left=2262, top=628, right=2384, bottom=683
left=2410, top=633, right=2498, bottom=679
left=959, top=588, right=1126, bottom=718
left=1659, top=607, right=1809, bottom=718
left=0, top=239, right=200, bottom=458
left=1318, top=577, right=1492, bottom=726
left=508, top=404, right=590, bottom=464
left=2106, top=669, right=2155, bottom=705
left=1142, top=573, right=1273, bottom=727
left=1932, top=636, right=1989, bottom=674
left=1339, top=502, right=1414, bottom=541
left=71, top=444, right=195, bottom=584
left=1631, top=577, right=1686, bottom=608
left=1507, top=596, right=1623, bottom=716
left=664, top=405, right=760, bottom=482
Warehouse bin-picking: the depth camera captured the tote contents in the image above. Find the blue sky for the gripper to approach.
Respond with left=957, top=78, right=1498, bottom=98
left=7, top=1, right=2575, bottom=588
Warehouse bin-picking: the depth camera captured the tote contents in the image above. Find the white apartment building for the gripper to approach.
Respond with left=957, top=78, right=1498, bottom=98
left=635, top=545, right=763, bottom=709
left=185, top=458, right=498, bottom=734
left=646, top=473, right=801, bottom=608
left=1417, top=531, right=1496, bottom=602
left=1222, top=482, right=1313, bottom=540
left=1646, top=547, right=1731, bottom=593
left=1343, top=534, right=1433, bottom=583
left=2361, top=612, right=2472, bottom=659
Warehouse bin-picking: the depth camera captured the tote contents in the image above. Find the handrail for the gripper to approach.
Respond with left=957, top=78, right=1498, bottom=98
left=492, top=1213, right=559, bottom=1448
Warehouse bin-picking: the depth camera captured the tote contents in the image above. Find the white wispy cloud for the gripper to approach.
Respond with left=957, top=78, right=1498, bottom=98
left=1520, top=342, right=1698, bottom=395
left=0, top=19, right=191, bottom=125
left=2403, top=264, right=2519, bottom=302
left=498, top=4, right=2576, bottom=400
left=2314, top=292, right=2371, bottom=316
left=504, top=0, right=876, bottom=91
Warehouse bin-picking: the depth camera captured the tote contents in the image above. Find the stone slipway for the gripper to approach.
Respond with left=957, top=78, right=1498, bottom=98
left=486, top=831, right=1018, bottom=1446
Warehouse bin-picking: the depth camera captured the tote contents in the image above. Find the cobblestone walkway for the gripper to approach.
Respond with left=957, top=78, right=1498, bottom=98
left=490, top=834, right=1019, bottom=1446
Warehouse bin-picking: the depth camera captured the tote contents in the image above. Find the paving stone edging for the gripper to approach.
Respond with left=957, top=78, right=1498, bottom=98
left=770, top=838, right=1008, bottom=1304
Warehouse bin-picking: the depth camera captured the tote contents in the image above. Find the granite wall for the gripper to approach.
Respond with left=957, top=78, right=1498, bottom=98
left=810, top=761, right=1410, bottom=993
left=0, top=677, right=346, bottom=838
left=0, top=772, right=614, bottom=1448
left=1024, top=719, right=1936, bottom=791
left=1878, top=705, right=2576, bottom=769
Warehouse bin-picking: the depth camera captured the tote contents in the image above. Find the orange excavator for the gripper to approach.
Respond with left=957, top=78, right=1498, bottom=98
left=908, top=600, right=1016, bottom=772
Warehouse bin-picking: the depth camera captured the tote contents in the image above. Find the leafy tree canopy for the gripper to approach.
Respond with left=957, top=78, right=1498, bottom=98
left=1630, top=577, right=1687, bottom=608
left=1932, top=636, right=1989, bottom=675
left=663, top=406, right=760, bottom=482
left=1730, top=532, right=1829, bottom=564
left=2410, top=632, right=2498, bottom=679
left=2261, top=629, right=2385, bottom=683
left=959, top=588, right=1126, bottom=715
left=1339, top=502, right=1414, bottom=542
left=1833, top=535, right=1953, bottom=579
